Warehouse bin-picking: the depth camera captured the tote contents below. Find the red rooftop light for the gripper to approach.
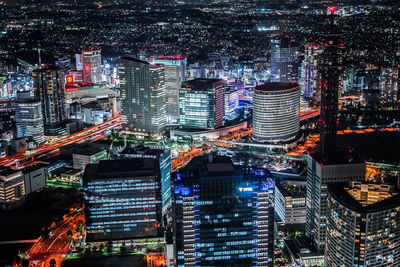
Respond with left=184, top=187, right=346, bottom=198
left=329, top=6, right=336, bottom=14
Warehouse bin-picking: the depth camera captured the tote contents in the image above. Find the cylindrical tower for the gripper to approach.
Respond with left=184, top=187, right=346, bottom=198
left=252, top=82, right=300, bottom=143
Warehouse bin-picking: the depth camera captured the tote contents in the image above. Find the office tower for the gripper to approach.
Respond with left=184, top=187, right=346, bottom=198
left=318, top=24, right=343, bottom=160
left=152, top=56, right=187, bottom=124
left=0, top=167, right=25, bottom=210
left=305, top=155, right=366, bottom=251
left=270, top=38, right=299, bottom=83
left=32, top=66, right=66, bottom=125
left=82, top=49, right=102, bottom=84
left=75, top=53, right=83, bottom=71
left=116, top=144, right=172, bottom=213
left=301, top=44, right=323, bottom=100
left=83, top=158, right=165, bottom=242
left=252, top=82, right=300, bottom=143
left=179, top=78, right=225, bottom=130
left=325, top=181, right=400, bottom=266
left=275, top=179, right=306, bottom=225
left=173, top=154, right=275, bottom=266
left=224, top=84, right=240, bottom=118
left=15, top=91, right=45, bottom=145
left=119, top=57, right=166, bottom=136
left=380, top=67, right=398, bottom=104
left=305, top=13, right=366, bottom=252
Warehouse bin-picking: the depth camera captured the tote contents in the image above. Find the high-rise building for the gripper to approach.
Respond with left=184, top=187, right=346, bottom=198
left=380, top=67, right=398, bottom=104
left=252, top=82, right=300, bottom=143
left=301, top=43, right=323, bottom=100
left=305, top=13, right=366, bottom=252
left=82, top=49, right=102, bottom=84
left=305, top=154, right=366, bottom=251
left=224, top=84, right=240, bottom=118
left=119, top=57, right=166, bottom=135
left=325, top=181, right=400, bottom=266
left=152, top=56, right=187, bottom=124
left=173, top=154, right=275, bottom=266
left=15, top=91, right=45, bottom=145
left=75, top=53, right=83, bottom=71
left=270, top=38, right=299, bottom=83
left=32, top=66, right=66, bottom=125
left=179, top=78, right=225, bottom=130
left=318, top=26, right=344, bottom=160
left=83, top=158, right=166, bottom=242
left=116, top=144, right=172, bottom=213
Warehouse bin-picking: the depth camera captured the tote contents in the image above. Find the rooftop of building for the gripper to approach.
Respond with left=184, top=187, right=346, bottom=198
left=117, top=144, right=166, bottom=157
left=328, top=182, right=400, bottom=213
left=285, top=237, right=324, bottom=260
left=175, top=154, right=273, bottom=184
left=119, top=56, right=149, bottom=65
left=255, top=82, right=299, bottom=93
left=83, top=159, right=157, bottom=181
left=181, top=78, right=224, bottom=91
left=309, top=149, right=364, bottom=166
left=276, top=179, right=306, bottom=198
left=0, top=166, right=22, bottom=181
left=73, top=145, right=106, bottom=156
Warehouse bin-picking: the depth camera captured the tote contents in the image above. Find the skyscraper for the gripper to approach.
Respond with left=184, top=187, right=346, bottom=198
left=179, top=78, right=225, bottom=130
left=305, top=154, right=366, bottom=251
left=116, top=144, right=172, bottom=213
left=325, top=181, right=400, bottom=266
left=301, top=43, right=323, bottom=100
left=83, top=158, right=165, bottom=242
left=15, top=91, right=45, bottom=145
left=82, top=49, right=102, bottom=84
left=380, top=67, right=398, bottom=104
left=305, top=11, right=365, bottom=252
left=173, top=154, right=275, bottom=266
left=119, top=57, right=166, bottom=135
left=270, top=38, right=299, bottom=83
left=318, top=26, right=344, bottom=160
left=152, top=56, right=187, bottom=124
left=32, top=66, right=66, bottom=125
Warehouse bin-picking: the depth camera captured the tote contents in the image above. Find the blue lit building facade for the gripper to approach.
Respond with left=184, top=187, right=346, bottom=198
left=173, top=154, right=274, bottom=266
left=83, top=159, right=164, bottom=242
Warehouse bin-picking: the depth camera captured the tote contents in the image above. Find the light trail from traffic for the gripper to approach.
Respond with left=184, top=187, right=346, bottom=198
left=0, top=115, right=121, bottom=168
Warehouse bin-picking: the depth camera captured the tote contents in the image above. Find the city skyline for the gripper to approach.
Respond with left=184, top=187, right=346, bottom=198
left=0, top=1, right=400, bottom=267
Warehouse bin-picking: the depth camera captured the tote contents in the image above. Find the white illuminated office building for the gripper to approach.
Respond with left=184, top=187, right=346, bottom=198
left=252, top=82, right=300, bottom=143
left=15, top=91, right=45, bottom=145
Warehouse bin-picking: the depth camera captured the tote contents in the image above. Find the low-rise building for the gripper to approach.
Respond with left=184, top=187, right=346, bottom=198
left=73, top=145, right=107, bottom=170
left=275, top=179, right=306, bottom=225
left=0, top=167, right=25, bottom=210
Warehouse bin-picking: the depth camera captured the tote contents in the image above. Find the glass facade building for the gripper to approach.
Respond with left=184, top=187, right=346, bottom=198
left=82, top=49, right=102, bottom=84
left=32, top=66, right=66, bottom=125
left=152, top=57, right=187, bottom=124
left=325, top=182, right=400, bottom=267
left=116, top=144, right=172, bottom=213
left=15, top=92, right=45, bottom=145
left=300, top=44, right=323, bottom=100
left=179, top=78, right=225, bottom=130
left=173, top=154, right=275, bottom=266
left=119, top=57, right=166, bottom=135
left=83, top=159, right=164, bottom=242
left=270, top=38, right=299, bottom=83
left=305, top=154, right=366, bottom=251
left=252, top=82, right=300, bottom=143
